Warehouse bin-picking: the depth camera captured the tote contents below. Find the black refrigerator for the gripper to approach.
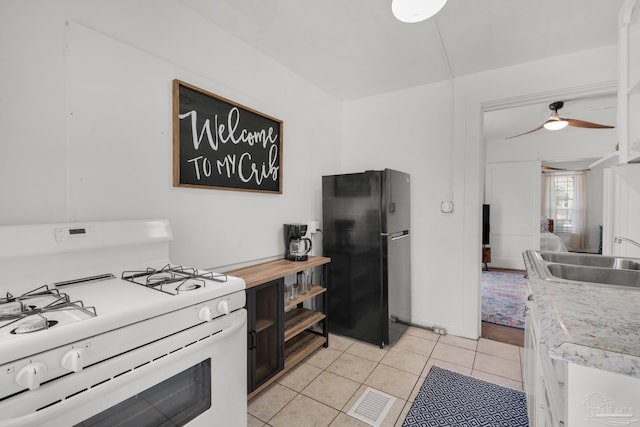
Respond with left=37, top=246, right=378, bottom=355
left=322, top=169, right=411, bottom=347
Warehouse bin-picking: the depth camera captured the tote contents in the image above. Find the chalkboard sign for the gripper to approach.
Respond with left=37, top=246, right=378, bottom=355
left=172, top=80, right=283, bottom=193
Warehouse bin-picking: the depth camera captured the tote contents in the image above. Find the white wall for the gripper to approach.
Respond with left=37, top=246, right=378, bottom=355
left=0, top=0, right=342, bottom=269
left=587, top=155, right=619, bottom=251
left=0, top=0, right=620, bottom=340
left=343, top=46, right=618, bottom=339
left=485, top=161, right=541, bottom=269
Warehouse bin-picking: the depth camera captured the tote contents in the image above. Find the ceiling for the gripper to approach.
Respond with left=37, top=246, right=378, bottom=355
left=180, top=0, right=624, bottom=101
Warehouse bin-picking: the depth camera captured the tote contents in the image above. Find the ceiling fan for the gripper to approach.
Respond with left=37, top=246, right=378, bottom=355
left=541, top=164, right=565, bottom=171
left=506, top=101, right=615, bottom=139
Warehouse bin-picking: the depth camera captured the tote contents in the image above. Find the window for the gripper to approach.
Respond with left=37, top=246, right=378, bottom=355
left=551, top=174, right=576, bottom=232
left=542, top=170, right=587, bottom=249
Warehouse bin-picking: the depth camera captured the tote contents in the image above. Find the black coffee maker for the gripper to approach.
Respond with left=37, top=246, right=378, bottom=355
left=284, top=223, right=312, bottom=261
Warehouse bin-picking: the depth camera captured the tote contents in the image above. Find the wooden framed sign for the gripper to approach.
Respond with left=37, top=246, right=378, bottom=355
left=172, top=80, right=283, bottom=193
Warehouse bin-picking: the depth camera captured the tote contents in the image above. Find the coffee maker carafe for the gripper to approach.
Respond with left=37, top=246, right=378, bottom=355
left=284, top=223, right=312, bottom=261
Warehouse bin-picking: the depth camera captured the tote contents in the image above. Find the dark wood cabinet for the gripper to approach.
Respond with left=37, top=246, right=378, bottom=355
left=226, top=256, right=330, bottom=399
left=245, top=278, right=284, bottom=393
left=482, top=246, right=491, bottom=271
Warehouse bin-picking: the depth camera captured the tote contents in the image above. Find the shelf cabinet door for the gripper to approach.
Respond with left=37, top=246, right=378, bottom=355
left=246, top=278, right=284, bottom=393
left=523, top=294, right=537, bottom=425
left=619, top=0, right=640, bottom=163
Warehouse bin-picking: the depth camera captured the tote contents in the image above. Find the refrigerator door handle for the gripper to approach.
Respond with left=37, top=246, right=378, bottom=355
left=391, top=232, right=410, bottom=241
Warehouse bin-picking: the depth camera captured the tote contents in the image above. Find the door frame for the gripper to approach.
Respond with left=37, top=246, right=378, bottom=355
left=477, top=81, right=617, bottom=335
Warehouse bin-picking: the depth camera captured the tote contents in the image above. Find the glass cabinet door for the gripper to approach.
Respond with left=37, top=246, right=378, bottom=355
left=248, top=279, right=283, bottom=391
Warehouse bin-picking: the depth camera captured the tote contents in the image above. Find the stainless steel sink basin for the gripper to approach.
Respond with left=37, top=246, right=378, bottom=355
left=540, top=252, right=640, bottom=270
left=616, top=259, right=640, bottom=270
left=526, top=250, right=640, bottom=290
left=546, top=264, right=640, bottom=289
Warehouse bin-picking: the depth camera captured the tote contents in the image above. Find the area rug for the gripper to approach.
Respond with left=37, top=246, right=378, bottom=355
left=402, top=366, right=528, bottom=427
left=481, top=270, right=528, bottom=329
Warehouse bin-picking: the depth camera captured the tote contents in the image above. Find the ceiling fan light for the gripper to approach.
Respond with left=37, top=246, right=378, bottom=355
left=392, top=0, right=448, bottom=23
left=543, top=118, right=569, bottom=131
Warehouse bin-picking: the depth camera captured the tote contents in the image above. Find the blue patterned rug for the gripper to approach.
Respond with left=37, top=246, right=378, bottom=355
left=402, top=367, right=528, bottom=426
left=482, top=271, right=527, bottom=329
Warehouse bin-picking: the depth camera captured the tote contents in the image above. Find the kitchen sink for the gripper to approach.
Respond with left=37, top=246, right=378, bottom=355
left=526, top=250, right=640, bottom=290
left=540, top=252, right=640, bottom=270
left=546, top=263, right=640, bottom=289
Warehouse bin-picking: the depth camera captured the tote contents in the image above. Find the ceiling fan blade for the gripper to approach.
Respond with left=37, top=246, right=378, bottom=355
left=505, top=124, right=544, bottom=139
left=541, top=165, right=566, bottom=171
left=564, top=118, right=615, bottom=129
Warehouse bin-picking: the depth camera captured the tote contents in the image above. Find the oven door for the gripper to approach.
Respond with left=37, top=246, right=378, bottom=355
left=0, top=309, right=247, bottom=427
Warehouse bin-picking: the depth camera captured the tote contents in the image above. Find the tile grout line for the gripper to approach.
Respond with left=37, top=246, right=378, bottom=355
left=251, top=330, right=523, bottom=427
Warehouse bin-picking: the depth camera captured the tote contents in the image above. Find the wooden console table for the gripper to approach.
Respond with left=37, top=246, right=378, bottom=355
left=482, top=246, right=491, bottom=271
left=225, top=256, right=330, bottom=399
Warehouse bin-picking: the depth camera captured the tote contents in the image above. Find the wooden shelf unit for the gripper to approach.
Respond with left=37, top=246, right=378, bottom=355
left=284, top=332, right=327, bottom=369
left=225, top=256, right=330, bottom=400
left=284, top=308, right=326, bottom=341
left=284, top=285, right=326, bottom=311
left=255, top=318, right=275, bottom=333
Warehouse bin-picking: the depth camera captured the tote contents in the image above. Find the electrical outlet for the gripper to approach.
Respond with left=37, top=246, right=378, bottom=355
left=440, top=201, right=454, bottom=213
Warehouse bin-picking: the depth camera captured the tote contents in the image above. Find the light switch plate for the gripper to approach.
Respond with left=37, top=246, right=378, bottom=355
left=440, top=201, right=454, bottom=213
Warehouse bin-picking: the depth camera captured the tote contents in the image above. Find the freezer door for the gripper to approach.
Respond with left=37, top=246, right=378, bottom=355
left=382, top=169, right=410, bottom=234
left=384, top=231, right=411, bottom=346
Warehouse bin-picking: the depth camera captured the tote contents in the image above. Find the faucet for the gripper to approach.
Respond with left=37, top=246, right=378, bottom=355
left=614, top=236, right=640, bottom=249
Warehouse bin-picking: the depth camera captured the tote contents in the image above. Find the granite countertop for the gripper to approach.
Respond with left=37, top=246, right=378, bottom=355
left=523, top=250, right=640, bottom=378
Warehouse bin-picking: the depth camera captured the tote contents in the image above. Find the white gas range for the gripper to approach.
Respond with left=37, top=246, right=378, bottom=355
left=0, top=219, right=247, bottom=427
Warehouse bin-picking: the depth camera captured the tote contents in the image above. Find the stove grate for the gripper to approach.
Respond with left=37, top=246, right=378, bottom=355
left=0, top=286, right=97, bottom=331
left=121, top=264, right=227, bottom=295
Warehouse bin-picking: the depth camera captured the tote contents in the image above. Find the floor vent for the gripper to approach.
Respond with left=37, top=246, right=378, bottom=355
left=346, top=387, right=396, bottom=427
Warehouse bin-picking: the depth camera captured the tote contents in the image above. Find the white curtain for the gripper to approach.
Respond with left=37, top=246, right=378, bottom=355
left=542, top=173, right=556, bottom=224
left=542, top=171, right=587, bottom=249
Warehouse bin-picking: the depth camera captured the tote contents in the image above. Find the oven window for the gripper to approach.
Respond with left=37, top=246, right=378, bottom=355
left=74, top=359, right=211, bottom=427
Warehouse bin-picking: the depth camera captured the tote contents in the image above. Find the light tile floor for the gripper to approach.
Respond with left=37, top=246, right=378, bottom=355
left=248, top=327, right=525, bottom=426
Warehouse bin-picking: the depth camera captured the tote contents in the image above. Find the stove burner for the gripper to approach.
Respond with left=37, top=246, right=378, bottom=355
left=176, top=282, right=202, bottom=293
left=10, top=315, right=59, bottom=334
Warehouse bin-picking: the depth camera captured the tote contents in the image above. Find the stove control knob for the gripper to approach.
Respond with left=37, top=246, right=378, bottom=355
left=198, top=306, right=213, bottom=322
left=62, top=348, right=87, bottom=373
left=217, top=300, right=230, bottom=315
left=16, top=362, right=47, bottom=390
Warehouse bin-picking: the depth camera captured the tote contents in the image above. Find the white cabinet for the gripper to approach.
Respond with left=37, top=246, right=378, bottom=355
left=524, top=288, right=567, bottom=427
left=523, top=293, right=539, bottom=424
left=566, top=364, right=640, bottom=425
left=524, top=283, right=640, bottom=427
left=618, top=0, right=640, bottom=163
left=602, top=165, right=640, bottom=257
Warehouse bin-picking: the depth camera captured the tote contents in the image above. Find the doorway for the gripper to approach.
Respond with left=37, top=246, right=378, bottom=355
left=479, top=87, right=617, bottom=345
